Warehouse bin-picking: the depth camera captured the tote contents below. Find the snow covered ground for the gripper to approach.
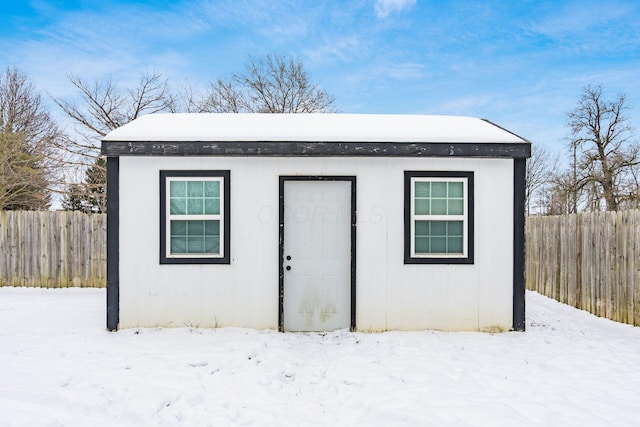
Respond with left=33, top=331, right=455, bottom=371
left=1, top=288, right=639, bottom=427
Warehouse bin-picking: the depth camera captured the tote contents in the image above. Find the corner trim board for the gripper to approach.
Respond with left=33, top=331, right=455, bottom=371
left=512, top=159, right=526, bottom=331
left=106, top=157, right=120, bottom=331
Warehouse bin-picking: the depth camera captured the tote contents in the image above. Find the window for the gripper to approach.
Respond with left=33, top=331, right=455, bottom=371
left=160, top=170, right=230, bottom=264
left=404, top=171, right=474, bottom=264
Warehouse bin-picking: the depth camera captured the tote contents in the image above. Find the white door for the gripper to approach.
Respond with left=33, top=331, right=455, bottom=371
left=283, top=180, right=352, bottom=331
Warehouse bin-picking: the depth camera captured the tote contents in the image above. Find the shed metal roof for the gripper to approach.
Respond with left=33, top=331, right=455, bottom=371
left=103, top=113, right=528, bottom=144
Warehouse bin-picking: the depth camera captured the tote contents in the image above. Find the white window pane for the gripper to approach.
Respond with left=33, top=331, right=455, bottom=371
left=448, top=182, right=463, bottom=197
left=187, top=181, right=204, bottom=197
left=170, top=181, right=186, bottom=197
left=166, top=175, right=226, bottom=259
left=410, top=176, right=469, bottom=258
left=448, top=199, right=464, bottom=215
left=204, top=236, right=220, bottom=253
left=188, top=220, right=204, bottom=235
left=170, top=198, right=186, bottom=215
left=414, top=220, right=464, bottom=254
left=415, top=181, right=430, bottom=197
left=187, top=236, right=204, bottom=253
left=204, top=198, right=220, bottom=215
left=448, top=237, right=463, bottom=253
left=429, top=237, right=445, bottom=252
left=431, top=199, right=447, bottom=215
left=415, top=199, right=430, bottom=215
left=171, top=236, right=187, bottom=253
left=204, top=181, right=220, bottom=197
left=430, top=221, right=446, bottom=235
left=431, top=182, right=447, bottom=197
left=205, top=220, right=220, bottom=236
left=171, top=220, right=187, bottom=236
left=187, top=198, right=204, bottom=215
left=415, top=220, right=429, bottom=236
left=447, top=221, right=463, bottom=236
left=415, top=236, right=429, bottom=253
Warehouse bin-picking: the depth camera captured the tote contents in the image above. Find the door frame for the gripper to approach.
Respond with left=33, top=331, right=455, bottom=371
left=279, top=176, right=357, bottom=332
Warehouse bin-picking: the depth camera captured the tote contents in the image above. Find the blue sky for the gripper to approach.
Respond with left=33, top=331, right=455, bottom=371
left=1, top=0, right=639, bottom=155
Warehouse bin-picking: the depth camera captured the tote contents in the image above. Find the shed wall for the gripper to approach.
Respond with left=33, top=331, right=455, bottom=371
left=118, top=156, right=513, bottom=331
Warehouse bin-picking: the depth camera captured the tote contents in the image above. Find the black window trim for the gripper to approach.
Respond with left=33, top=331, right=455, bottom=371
left=404, top=171, right=474, bottom=264
left=160, top=170, right=231, bottom=264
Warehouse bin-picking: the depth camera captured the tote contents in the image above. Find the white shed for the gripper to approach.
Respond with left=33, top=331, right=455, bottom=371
left=101, top=113, right=530, bottom=332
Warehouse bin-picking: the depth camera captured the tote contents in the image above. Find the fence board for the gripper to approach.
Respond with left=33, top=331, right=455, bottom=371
left=527, top=210, right=640, bottom=327
left=0, top=211, right=106, bottom=288
left=3, top=208, right=640, bottom=324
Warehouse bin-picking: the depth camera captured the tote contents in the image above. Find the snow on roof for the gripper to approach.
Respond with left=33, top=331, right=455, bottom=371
left=102, top=113, right=527, bottom=144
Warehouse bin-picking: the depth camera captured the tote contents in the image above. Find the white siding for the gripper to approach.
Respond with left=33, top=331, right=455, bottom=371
left=118, top=156, right=513, bottom=331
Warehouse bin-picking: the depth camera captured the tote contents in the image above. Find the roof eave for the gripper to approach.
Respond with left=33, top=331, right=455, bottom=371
left=101, top=140, right=531, bottom=159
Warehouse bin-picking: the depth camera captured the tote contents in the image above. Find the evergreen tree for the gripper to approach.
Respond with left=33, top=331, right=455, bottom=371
left=61, top=183, right=86, bottom=212
left=85, top=157, right=106, bottom=213
left=62, top=157, right=106, bottom=213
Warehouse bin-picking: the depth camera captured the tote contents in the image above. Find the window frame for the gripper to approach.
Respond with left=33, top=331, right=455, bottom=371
left=404, top=171, right=474, bottom=264
left=160, top=170, right=230, bottom=264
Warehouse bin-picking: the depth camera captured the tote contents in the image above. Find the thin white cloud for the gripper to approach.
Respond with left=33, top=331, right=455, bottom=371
left=0, top=3, right=210, bottom=98
left=524, top=1, right=640, bottom=54
left=304, top=36, right=364, bottom=64
left=375, top=62, right=425, bottom=80
left=531, top=2, right=628, bottom=37
left=374, top=0, right=416, bottom=18
left=342, top=62, right=428, bottom=92
left=199, top=0, right=313, bottom=43
left=437, top=96, right=493, bottom=114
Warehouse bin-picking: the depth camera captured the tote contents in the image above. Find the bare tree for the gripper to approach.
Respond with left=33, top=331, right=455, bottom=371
left=0, top=67, right=62, bottom=209
left=525, top=144, right=558, bottom=215
left=55, top=72, right=175, bottom=211
left=174, top=82, right=213, bottom=113
left=199, top=79, right=245, bottom=113
left=56, top=56, right=336, bottom=210
left=620, top=166, right=640, bottom=210
left=567, top=85, right=638, bottom=211
left=55, top=72, right=175, bottom=156
left=200, top=54, right=336, bottom=113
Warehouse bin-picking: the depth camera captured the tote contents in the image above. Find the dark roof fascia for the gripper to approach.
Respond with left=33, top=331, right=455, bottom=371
left=101, top=140, right=531, bottom=159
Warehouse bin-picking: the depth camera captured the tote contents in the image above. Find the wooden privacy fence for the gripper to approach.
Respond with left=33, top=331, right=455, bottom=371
left=526, top=210, right=640, bottom=326
left=3, top=208, right=640, bottom=326
left=0, top=211, right=106, bottom=288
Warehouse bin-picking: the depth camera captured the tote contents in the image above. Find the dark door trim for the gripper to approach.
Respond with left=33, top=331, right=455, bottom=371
left=278, top=176, right=357, bottom=332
